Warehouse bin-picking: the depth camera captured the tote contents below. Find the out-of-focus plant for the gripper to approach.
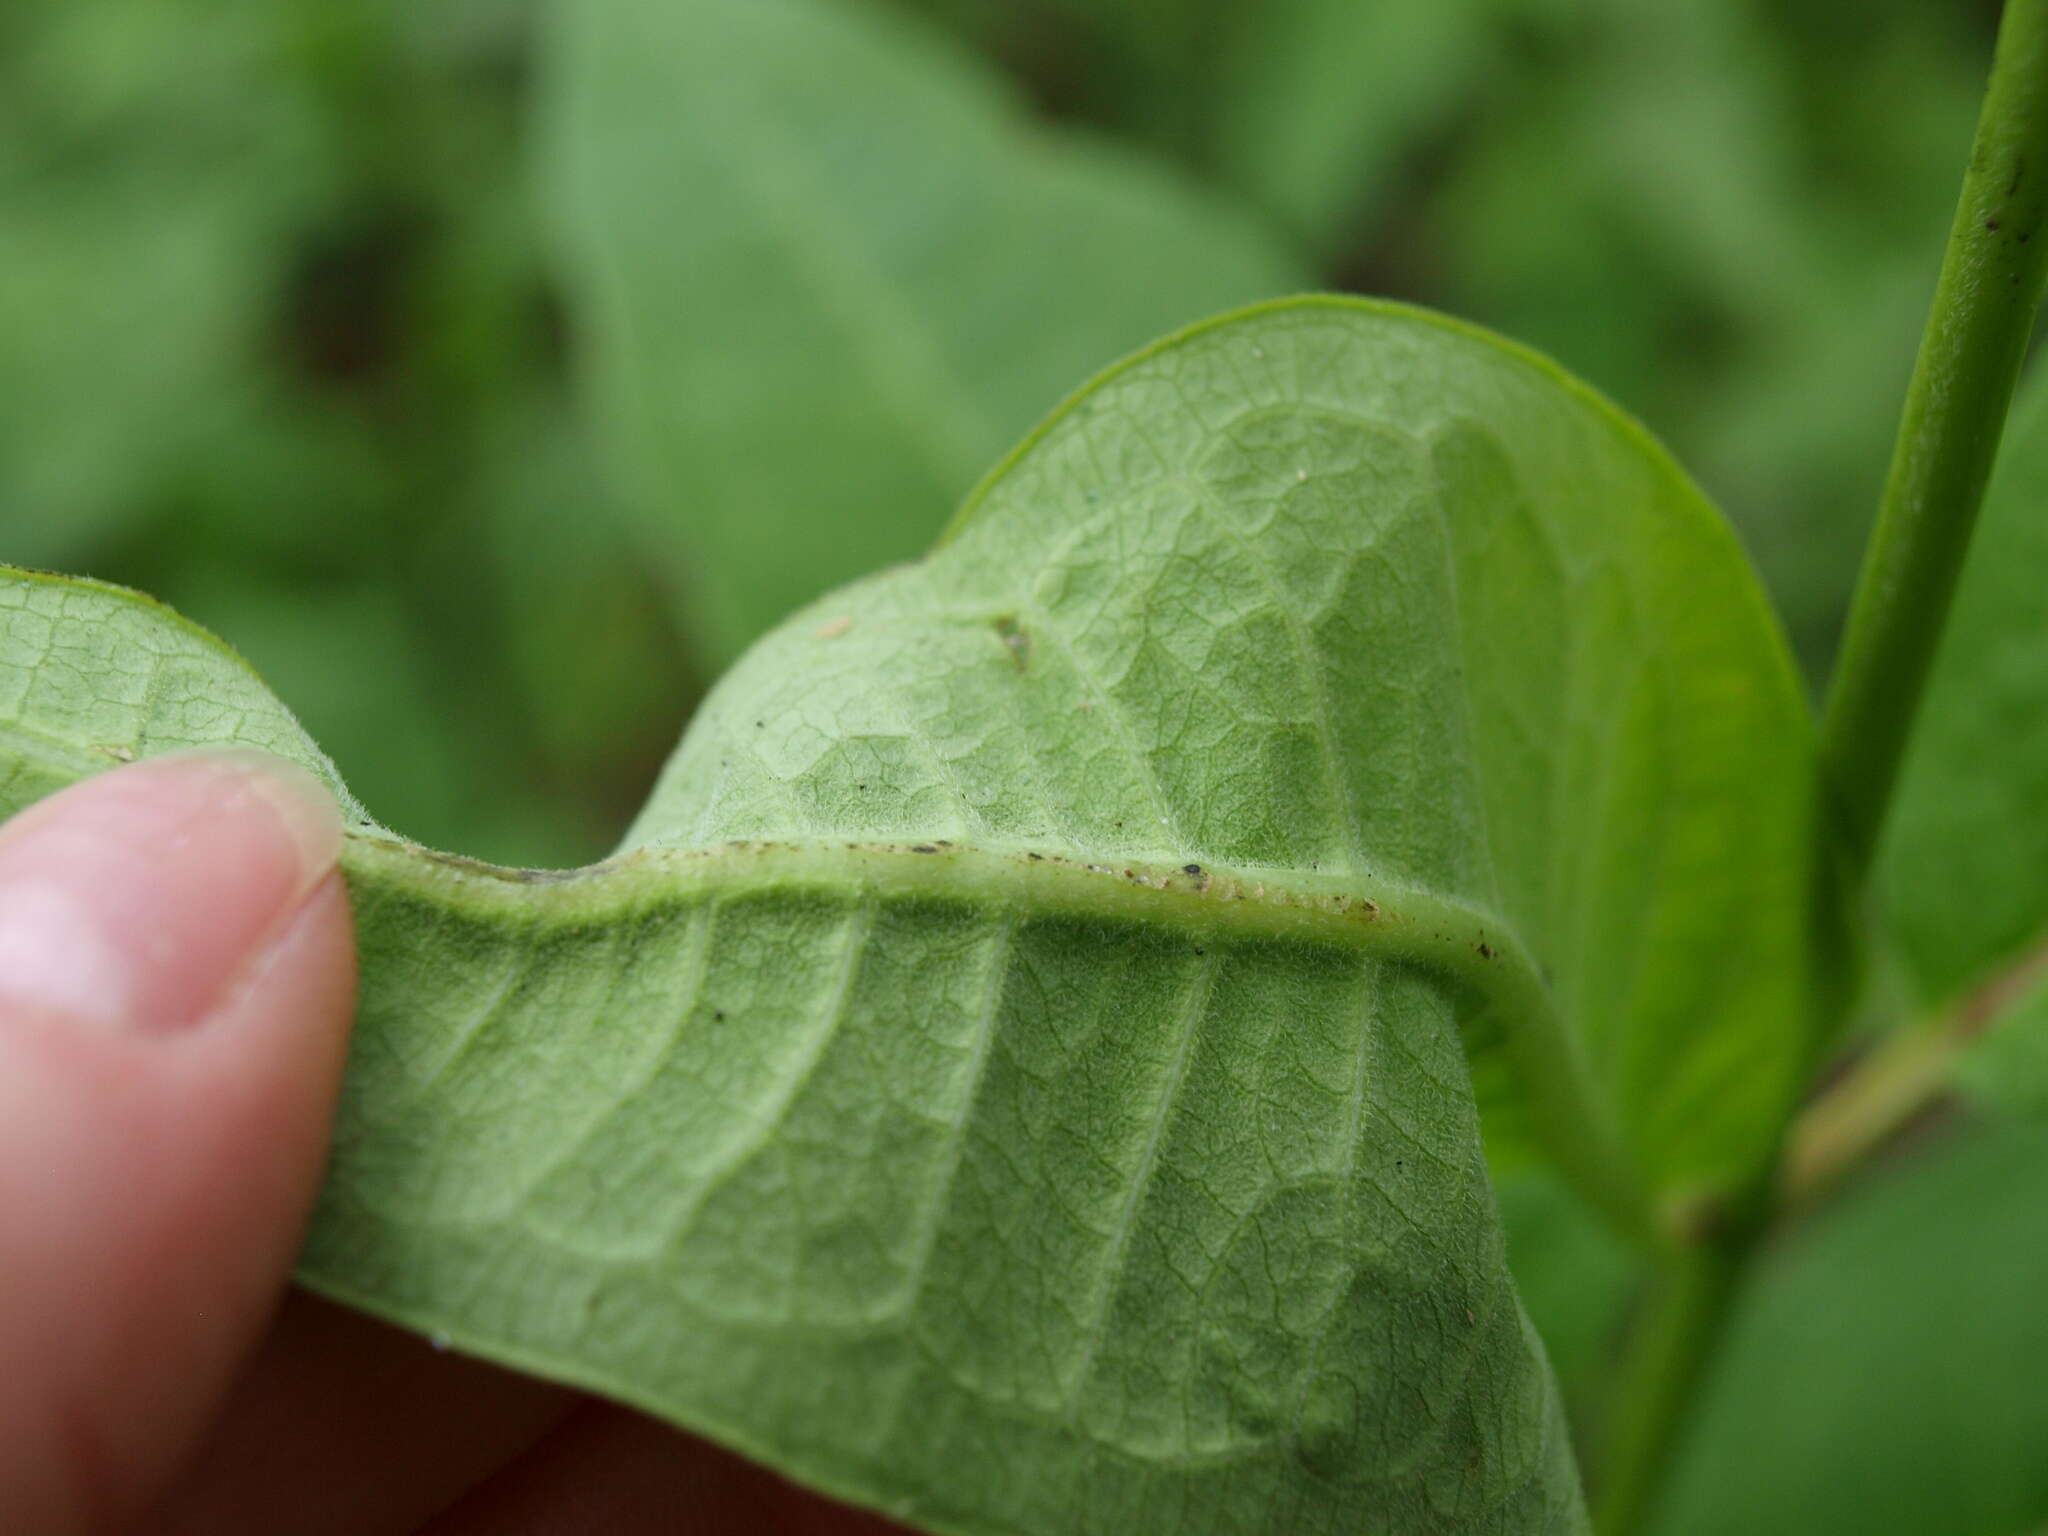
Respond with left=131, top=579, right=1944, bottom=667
left=4, top=2, right=2048, bottom=1532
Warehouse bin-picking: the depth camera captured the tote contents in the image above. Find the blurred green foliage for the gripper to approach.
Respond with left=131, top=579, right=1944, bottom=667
left=2, top=0, right=690, bottom=868
left=4, top=0, right=2002, bottom=868
left=544, top=0, right=1306, bottom=669
left=1656, top=1115, right=2048, bottom=1535
left=5, top=5, right=2042, bottom=1525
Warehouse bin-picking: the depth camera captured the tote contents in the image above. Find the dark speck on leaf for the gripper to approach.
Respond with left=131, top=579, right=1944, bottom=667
left=1027, top=851, right=1044, bottom=860
left=503, top=866, right=586, bottom=885
left=1987, top=218, right=2002, bottom=231
left=713, top=1009, right=725, bottom=1022
left=1183, top=863, right=1203, bottom=876
left=992, top=613, right=1031, bottom=670
left=911, top=844, right=939, bottom=854
left=1477, top=942, right=1495, bottom=961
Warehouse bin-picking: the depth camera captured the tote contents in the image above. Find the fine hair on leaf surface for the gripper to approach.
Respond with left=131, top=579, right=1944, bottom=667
left=1, top=294, right=1836, bottom=1534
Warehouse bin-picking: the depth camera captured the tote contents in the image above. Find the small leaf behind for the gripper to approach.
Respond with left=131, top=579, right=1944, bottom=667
left=542, top=0, right=1307, bottom=665
left=1656, top=1117, right=2048, bottom=1536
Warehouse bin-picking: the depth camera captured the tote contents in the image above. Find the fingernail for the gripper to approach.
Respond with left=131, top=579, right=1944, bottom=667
left=0, top=750, right=345, bottom=1033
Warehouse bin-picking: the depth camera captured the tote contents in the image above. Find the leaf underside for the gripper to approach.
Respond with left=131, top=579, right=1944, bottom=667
left=0, top=299, right=1822, bottom=1535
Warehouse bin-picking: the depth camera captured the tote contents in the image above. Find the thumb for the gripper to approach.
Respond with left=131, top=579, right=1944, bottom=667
left=0, top=750, right=358, bottom=1534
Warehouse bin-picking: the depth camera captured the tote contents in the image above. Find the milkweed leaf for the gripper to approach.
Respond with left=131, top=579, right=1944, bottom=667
left=2, top=300, right=1827, bottom=1533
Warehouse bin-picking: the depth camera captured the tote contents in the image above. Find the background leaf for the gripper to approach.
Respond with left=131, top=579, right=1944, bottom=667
left=0, top=0, right=336, bottom=565
left=1654, top=1116, right=2048, bottom=1536
left=0, top=0, right=665, bottom=870
left=543, top=0, right=1309, bottom=666
left=930, top=0, right=1495, bottom=256
left=1493, top=1171, right=1635, bottom=1428
left=1956, top=965, right=2048, bottom=1122
left=7, top=0, right=1997, bottom=863
left=1419, top=0, right=1983, bottom=675
left=1879, top=367, right=2048, bottom=1006
left=1208, top=0, right=1493, bottom=255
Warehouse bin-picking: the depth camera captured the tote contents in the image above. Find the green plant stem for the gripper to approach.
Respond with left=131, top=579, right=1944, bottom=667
left=1785, top=926, right=2048, bottom=1210
left=1782, top=1024, right=1955, bottom=1209
left=1821, top=0, right=2048, bottom=877
left=1603, top=928, right=2048, bottom=1527
left=1597, top=9, right=2048, bottom=1530
left=1593, top=1240, right=1749, bottom=1536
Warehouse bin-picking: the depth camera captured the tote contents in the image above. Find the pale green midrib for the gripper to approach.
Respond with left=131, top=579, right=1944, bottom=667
left=340, top=829, right=1652, bottom=1238
left=353, top=829, right=1508, bottom=959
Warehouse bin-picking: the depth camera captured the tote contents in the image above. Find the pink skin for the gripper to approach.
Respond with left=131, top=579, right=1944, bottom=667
left=0, top=753, right=902, bottom=1535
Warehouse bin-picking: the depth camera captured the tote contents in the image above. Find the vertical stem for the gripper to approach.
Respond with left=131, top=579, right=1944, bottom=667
left=1592, top=1241, right=1748, bottom=1536
left=1780, top=1023, right=1957, bottom=1211
left=1596, top=8, right=2048, bottom=1531
left=1820, top=0, right=2048, bottom=877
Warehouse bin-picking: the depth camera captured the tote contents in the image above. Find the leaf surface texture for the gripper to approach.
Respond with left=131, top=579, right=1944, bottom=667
left=0, top=300, right=1824, bottom=1533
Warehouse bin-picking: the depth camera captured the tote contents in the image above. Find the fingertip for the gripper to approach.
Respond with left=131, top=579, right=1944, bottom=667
left=0, top=753, right=360, bottom=1532
left=0, top=749, right=347, bottom=1035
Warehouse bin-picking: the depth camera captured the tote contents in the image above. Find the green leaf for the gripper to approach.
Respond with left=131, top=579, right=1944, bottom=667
left=624, top=299, right=1829, bottom=1212
left=1954, top=958, right=2048, bottom=1121
left=995, top=0, right=1492, bottom=252
left=1494, top=1170, right=1638, bottom=1426
left=473, top=393, right=698, bottom=841
left=1209, top=0, right=1493, bottom=252
left=1417, top=0, right=1984, bottom=680
left=3, top=299, right=1822, bottom=1532
left=0, top=0, right=335, bottom=565
left=1654, top=1116, right=2048, bottom=1536
left=1880, top=367, right=2048, bottom=1005
left=543, top=0, right=1307, bottom=666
